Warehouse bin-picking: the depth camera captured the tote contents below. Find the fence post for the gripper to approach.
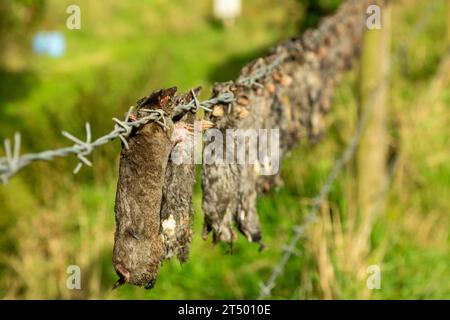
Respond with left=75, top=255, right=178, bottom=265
left=357, top=0, right=391, bottom=217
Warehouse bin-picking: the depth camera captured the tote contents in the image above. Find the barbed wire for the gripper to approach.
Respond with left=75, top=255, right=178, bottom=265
left=0, top=22, right=285, bottom=185
left=257, top=0, right=440, bottom=299
left=236, top=53, right=288, bottom=88
left=0, top=0, right=442, bottom=298
left=0, top=94, right=235, bottom=184
left=174, top=91, right=235, bottom=117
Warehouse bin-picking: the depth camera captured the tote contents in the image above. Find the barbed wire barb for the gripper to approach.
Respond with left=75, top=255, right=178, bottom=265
left=62, top=122, right=94, bottom=174
left=1, top=133, right=22, bottom=185
left=112, top=107, right=134, bottom=150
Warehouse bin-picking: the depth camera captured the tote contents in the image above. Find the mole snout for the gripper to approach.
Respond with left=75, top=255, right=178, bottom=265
left=112, top=263, right=130, bottom=289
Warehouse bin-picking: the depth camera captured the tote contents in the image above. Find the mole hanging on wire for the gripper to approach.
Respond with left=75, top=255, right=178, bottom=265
left=112, top=87, right=212, bottom=289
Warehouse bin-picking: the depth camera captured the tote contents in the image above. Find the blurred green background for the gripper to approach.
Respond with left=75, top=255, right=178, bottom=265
left=0, top=0, right=449, bottom=299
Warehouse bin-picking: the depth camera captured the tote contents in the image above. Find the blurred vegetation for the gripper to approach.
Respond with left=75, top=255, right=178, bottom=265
left=0, top=0, right=47, bottom=68
left=296, top=0, right=343, bottom=30
left=0, top=0, right=449, bottom=299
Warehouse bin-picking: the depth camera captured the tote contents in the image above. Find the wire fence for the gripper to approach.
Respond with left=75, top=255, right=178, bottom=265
left=0, top=1, right=371, bottom=186
left=257, top=0, right=440, bottom=299
left=0, top=36, right=287, bottom=185
left=0, top=93, right=237, bottom=184
left=0, top=0, right=443, bottom=298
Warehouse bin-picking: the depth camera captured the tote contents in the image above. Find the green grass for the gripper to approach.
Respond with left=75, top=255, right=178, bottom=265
left=0, top=0, right=449, bottom=299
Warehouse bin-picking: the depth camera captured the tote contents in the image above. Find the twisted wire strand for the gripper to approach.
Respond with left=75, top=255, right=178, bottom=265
left=174, top=91, right=235, bottom=117
left=0, top=38, right=285, bottom=185
left=237, top=53, right=288, bottom=87
left=0, top=94, right=234, bottom=184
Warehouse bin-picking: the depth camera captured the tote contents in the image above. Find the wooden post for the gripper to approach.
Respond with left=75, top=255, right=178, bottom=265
left=357, top=0, right=391, bottom=217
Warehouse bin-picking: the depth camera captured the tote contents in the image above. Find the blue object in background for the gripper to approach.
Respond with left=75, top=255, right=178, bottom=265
left=32, top=32, right=66, bottom=58
left=32, top=32, right=47, bottom=54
